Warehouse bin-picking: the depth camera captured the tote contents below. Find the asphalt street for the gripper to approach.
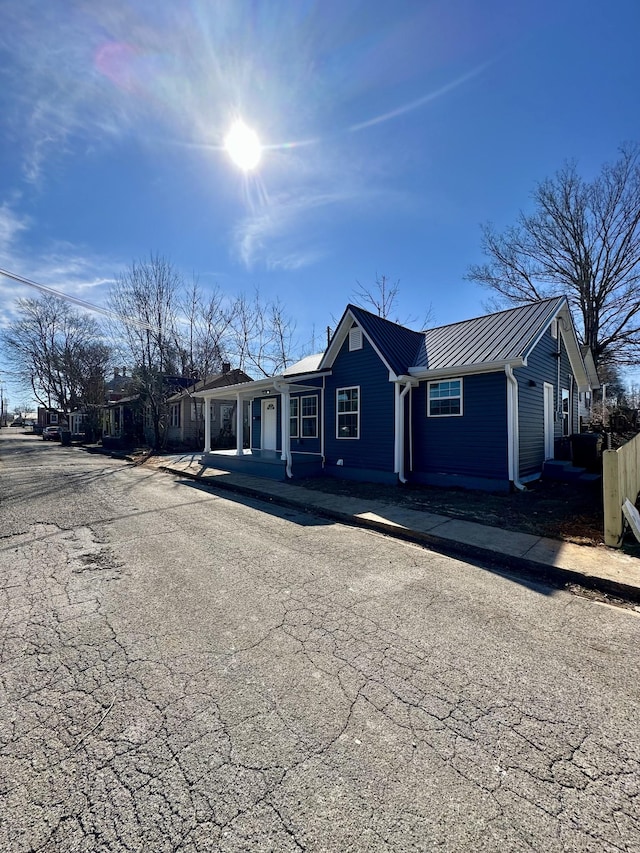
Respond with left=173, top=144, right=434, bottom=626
left=1, top=430, right=639, bottom=852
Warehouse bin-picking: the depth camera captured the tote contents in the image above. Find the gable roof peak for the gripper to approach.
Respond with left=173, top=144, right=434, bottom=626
left=346, top=303, right=418, bottom=333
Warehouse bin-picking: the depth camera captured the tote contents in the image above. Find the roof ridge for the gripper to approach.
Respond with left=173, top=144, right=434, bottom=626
left=347, top=303, right=422, bottom=334
left=422, top=296, right=565, bottom=335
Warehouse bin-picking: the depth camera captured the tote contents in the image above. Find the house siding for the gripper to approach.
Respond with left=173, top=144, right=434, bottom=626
left=516, top=326, right=579, bottom=478
left=411, top=372, right=509, bottom=485
left=324, top=331, right=395, bottom=476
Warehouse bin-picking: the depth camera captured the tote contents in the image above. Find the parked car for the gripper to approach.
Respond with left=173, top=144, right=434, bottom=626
left=42, top=425, right=61, bottom=441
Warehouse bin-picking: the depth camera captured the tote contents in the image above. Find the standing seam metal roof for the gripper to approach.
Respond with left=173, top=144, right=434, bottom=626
left=347, top=297, right=567, bottom=375
left=414, top=297, right=565, bottom=370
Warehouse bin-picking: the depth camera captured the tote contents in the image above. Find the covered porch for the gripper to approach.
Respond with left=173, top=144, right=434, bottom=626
left=198, top=361, right=327, bottom=480
left=200, top=448, right=323, bottom=480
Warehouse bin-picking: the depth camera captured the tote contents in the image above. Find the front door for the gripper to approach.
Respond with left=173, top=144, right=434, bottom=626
left=543, top=383, right=554, bottom=460
left=261, top=399, right=277, bottom=451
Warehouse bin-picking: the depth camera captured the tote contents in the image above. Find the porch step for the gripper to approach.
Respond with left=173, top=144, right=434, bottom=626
left=202, top=451, right=286, bottom=481
left=543, top=460, right=587, bottom=482
left=576, top=472, right=602, bottom=485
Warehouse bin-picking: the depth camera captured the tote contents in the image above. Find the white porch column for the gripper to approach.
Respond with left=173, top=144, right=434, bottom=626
left=203, top=398, right=211, bottom=453
left=235, top=392, right=243, bottom=455
left=280, top=388, right=290, bottom=462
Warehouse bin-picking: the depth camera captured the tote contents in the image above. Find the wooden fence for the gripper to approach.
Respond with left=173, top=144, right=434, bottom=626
left=603, top=432, right=640, bottom=547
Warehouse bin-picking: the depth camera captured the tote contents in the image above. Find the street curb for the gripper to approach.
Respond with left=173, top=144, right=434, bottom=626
left=159, top=465, right=640, bottom=605
left=83, top=446, right=137, bottom=462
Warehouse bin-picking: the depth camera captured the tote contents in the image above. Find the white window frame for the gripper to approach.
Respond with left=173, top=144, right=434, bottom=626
left=301, top=395, right=318, bottom=438
left=170, top=403, right=181, bottom=428
left=289, top=397, right=299, bottom=438
left=49, top=412, right=58, bottom=424
left=562, top=387, right=570, bottom=436
left=336, top=386, right=360, bottom=439
left=427, top=379, right=463, bottom=418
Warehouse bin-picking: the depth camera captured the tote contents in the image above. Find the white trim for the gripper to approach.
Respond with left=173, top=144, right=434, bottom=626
left=289, top=397, right=299, bottom=438
left=300, top=394, right=318, bottom=438
left=198, top=370, right=330, bottom=401
left=524, top=300, right=590, bottom=391
left=320, top=309, right=397, bottom=377
left=336, top=385, right=360, bottom=439
left=394, top=380, right=414, bottom=482
left=427, top=378, right=463, bottom=418
left=410, top=358, right=525, bottom=380
left=543, top=382, right=555, bottom=461
left=505, top=365, right=525, bottom=490
left=321, top=377, right=326, bottom=463
left=235, top=393, right=243, bottom=455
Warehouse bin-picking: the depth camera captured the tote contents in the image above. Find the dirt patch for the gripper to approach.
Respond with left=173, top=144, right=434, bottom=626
left=296, top=476, right=604, bottom=546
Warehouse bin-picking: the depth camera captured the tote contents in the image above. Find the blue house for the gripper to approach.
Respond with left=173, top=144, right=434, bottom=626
left=199, top=297, right=598, bottom=491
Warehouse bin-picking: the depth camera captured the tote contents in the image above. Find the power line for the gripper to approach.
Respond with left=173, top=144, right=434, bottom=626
left=0, top=267, right=160, bottom=333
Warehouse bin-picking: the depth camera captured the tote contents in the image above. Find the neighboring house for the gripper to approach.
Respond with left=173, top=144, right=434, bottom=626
left=165, top=368, right=253, bottom=450
left=102, top=395, right=145, bottom=450
left=37, top=407, right=67, bottom=432
left=197, top=297, right=599, bottom=491
left=578, top=346, right=600, bottom=429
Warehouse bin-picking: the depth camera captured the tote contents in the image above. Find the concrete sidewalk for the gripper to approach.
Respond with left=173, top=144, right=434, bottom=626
left=150, top=452, right=640, bottom=604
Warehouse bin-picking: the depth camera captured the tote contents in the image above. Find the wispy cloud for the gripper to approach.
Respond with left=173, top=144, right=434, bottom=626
left=0, top=1, right=488, bottom=274
left=0, top=199, right=119, bottom=328
left=0, top=203, right=29, bottom=255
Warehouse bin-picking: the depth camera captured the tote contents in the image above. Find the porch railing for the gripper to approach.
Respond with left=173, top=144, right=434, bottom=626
left=603, top=432, right=640, bottom=547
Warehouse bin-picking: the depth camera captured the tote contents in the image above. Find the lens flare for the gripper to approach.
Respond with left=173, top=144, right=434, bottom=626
left=224, top=120, right=262, bottom=171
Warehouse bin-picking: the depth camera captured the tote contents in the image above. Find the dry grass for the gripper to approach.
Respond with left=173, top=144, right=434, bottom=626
left=296, top=476, right=604, bottom=546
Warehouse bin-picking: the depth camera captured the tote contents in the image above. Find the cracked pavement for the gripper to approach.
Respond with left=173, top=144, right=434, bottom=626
left=1, top=432, right=639, bottom=852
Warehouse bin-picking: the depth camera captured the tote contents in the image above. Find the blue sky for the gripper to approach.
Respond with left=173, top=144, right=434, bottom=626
left=1, top=0, right=639, bottom=407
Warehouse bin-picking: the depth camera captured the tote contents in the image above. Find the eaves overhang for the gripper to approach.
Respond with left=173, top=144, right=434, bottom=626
left=408, top=358, right=526, bottom=381
left=197, top=371, right=330, bottom=400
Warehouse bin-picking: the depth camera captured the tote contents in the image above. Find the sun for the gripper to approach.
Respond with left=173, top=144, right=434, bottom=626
left=224, top=120, right=262, bottom=171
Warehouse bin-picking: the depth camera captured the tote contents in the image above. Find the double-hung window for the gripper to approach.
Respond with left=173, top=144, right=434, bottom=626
left=170, top=403, right=181, bottom=428
left=301, top=396, right=318, bottom=437
left=289, top=398, right=299, bottom=438
left=428, top=379, right=463, bottom=417
left=337, top=387, right=359, bottom=438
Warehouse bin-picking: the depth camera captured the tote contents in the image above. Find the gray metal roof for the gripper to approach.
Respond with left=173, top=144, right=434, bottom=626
left=414, top=297, right=566, bottom=371
left=344, top=305, right=425, bottom=376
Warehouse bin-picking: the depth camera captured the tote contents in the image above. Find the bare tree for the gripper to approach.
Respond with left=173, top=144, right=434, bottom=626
left=176, top=280, right=234, bottom=380
left=1, top=295, right=109, bottom=416
left=229, top=290, right=298, bottom=377
left=353, top=274, right=401, bottom=319
left=108, top=254, right=183, bottom=450
left=466, top=144, right=640, bottom=370
left=352, top=273, right=433, bottom=329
